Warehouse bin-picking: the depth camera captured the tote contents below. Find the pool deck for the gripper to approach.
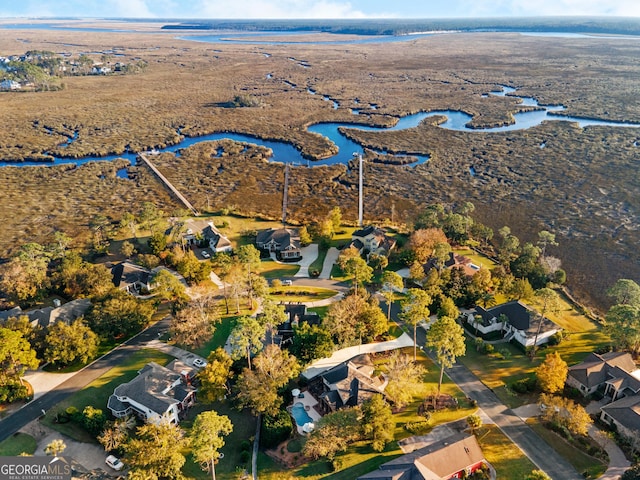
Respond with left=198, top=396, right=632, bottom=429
left=289, top=391, right=322, bottom=435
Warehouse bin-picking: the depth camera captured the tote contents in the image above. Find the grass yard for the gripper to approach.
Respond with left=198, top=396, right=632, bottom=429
left=527, top=420, right=607, bottom=479
left=269, top=286, right=339, bottom=303
left=259, top=258, right=300, bottom=279
left=0, top=432, right=37, bottom=456
left=180, top=401, right=257, bottom=480
left=453, top=247, right=499, bottom=271
left=476, top=425, right=537, bottom=478
left=41, top=348, right=173, bottom=442
left=189, top=314, right=238, bottom=359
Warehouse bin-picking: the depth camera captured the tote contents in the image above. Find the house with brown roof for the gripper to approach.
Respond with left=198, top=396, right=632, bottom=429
left=424, top=252, right=481, bottom=277
left=566, top=351, right=640, bottom=440
left=178, top=219, right=232, bottom=253
left=107, top=361, right=197, bottom=424
left=357, top=432, right=494, bottom=480
left=466, top=301, right=560, bottom=348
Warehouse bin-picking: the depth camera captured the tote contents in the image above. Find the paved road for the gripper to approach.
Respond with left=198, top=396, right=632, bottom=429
left=385, top=300, right=583, bottom=480
left=0, top=317, right=171, bottom=444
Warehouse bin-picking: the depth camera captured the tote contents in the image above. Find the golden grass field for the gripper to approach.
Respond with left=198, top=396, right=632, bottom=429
left=0, top=22, right=638, bottom=311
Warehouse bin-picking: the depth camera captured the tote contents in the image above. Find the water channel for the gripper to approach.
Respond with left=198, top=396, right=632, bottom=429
left=2, top=86, right=640, bottom=172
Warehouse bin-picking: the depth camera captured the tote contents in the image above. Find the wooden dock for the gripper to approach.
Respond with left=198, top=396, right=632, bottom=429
left=138, top=152, right=199, bottom=216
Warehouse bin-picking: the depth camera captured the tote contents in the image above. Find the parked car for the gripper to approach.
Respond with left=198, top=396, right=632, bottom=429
left=106, top=455, right=124, bottom=471
left=193, top=358, right=207, bottom=368
left=282, top=279, right=293, bottom=286
left=201, top=250, right=211, bottom=259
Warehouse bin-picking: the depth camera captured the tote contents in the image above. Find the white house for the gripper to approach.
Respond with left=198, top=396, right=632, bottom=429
left=467, top=300, right=560, bottom=347
left=107, top=361, right=197, bottom=424
left=349, top=225, right=396, bottom=260
left=178, top=219, right=232, bottom=253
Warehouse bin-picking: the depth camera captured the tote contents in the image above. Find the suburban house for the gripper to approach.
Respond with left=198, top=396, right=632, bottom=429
left=0, top=299, right=91, bottom=329
left=357, top=432, right=494, bottom=480
left=466, top=301, right=561, bottom=347
left=111, top=261, right=153, bottom=295
left=107, top=361, right=197, bottom=424
left=263, top=303, right=321, bottom=346
left=566, top=351, right=640, bottom=439
left=349, top=225, right=396, bottom=260
left=178, top=219, right=232, bottom=253
left=424, top=252, right=481, bottom=277
left=256, top=227, right=302, bottom=260
left=308, top=354, right=387, bottom=414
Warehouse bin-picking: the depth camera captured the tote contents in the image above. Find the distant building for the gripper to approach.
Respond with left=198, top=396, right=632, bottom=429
left=0, top=299, right=92, bottom=329
left=357, top=432, right=494, bottom=480
left=256, top=227, right=302, bottom=260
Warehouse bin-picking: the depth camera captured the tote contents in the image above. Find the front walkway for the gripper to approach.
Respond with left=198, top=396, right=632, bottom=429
left=301, top=332, right=414, bottom=379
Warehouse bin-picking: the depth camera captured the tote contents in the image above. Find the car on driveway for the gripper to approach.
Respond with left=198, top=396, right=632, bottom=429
left=106, top=455, right=124, bottom=471
left=282, top=279, right=293, bottom=286
left=193, top=358, right=207, bottom=368
left=201, top=250, right=211, bottom=259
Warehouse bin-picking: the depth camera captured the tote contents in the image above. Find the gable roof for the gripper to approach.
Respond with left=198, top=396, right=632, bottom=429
left=358, top=433, right=487, bottom=480
left=256, top=228, right=300, bottom=251
left=319, top=354, right=386, bottom=410
left=476, top=300, right=558, bottom=336
left=111, top=261, right=151, bottom=289
left=601, top=395, right=640, bottom=433
left=568, top=351, right=640, bottom=391
left=109, top=362, right=195, bottom=417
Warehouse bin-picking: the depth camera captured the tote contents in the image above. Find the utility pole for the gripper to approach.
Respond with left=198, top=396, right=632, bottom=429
left=354, top=152, right=364, bottom=227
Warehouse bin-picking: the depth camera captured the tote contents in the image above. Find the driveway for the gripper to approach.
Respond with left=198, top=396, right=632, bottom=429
left=319, top=247, right=339, bottom=279
left=294, top=244, right=319, bottom=278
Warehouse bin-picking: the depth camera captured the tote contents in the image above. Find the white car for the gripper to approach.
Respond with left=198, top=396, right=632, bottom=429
left=106, top=455, right=124, bottom=471
left=201, top=250, right=211, bottom=259
left=282, top=279, right=293, bottom=286
left=193, top=358, right=207, bottom=368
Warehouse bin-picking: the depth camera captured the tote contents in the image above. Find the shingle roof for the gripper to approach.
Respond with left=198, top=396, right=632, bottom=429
left=568, top=352, right=640, bottom=392
left=111, top=261, right=151, bottom=289
left=602, top=395, right=640, bottom=432
left=477, top=301, right=558, bottom=336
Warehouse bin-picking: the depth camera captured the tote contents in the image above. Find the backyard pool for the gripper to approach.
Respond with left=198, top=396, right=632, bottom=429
left=291, top=402, right=313, bottom=427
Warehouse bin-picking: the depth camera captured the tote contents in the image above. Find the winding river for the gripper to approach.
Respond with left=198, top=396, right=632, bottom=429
left=2, top=86, right=640, bottom=172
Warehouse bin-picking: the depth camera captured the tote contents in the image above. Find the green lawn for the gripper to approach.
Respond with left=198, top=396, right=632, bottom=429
left=189, top=315, right=237, bottom=358
left=269, top=286, right=339, bottom=303
left=181, top=401, right=257, bottom=480
left=0, top=432, right=37, bottom=456
left=527, top=420, right=607, bottom=479
left=259, top=258, right=300, bottom=279
left=41, top=348, right=173, bottom=442
left=477, top=425, right=537, bottom=478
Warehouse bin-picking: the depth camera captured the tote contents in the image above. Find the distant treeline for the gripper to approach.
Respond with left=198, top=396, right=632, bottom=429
left=159, top=16, right=640, bottom=36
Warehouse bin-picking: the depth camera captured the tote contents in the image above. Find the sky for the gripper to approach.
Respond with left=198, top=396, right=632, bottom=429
left=2, top=0, right=640, bottom=20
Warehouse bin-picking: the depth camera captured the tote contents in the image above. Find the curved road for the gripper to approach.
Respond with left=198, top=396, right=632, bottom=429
left=0, top=317, right=171, bottom=444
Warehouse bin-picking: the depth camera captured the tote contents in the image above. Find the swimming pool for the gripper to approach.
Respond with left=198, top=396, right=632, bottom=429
left=291, top=402, right=313, bottom=427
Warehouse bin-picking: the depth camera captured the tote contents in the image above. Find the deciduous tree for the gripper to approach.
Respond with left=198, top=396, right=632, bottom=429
left=303, top=408, right=361, bottom=460
left=607, top=279, right=640, bottom=307
left=539, top=394, right=592, bottom=436
left=383, top=351, right=426, bottom=408
left=407, top=228, right=448, bottom=264
left=536, top=352, right=568, bottom=394
left=87, top=289, right=155, bottom=339
left=290, top=323, right=334, bottom=364
left=170, top=295, right=219, bottom=348
left=401, top=289, right=431, bottom=360
left=323, top=292, right=386, bottom=347
left=45, top=439, right=66, bottom=457
left=198, top=348, right=233, bottom=402
left=44, top=320, right=98, bottom=367
left=0, top=327, right=39, bottom=385
left=426, top=316, right=466, bottom=397
left=125, top=421, right=188, bottom=479
left=228, top=315, right=264, bottom=370
left=337, top=247, right=373, bottom=294
left=361, top=394, right=394, bottom=452
left=530, top=288, right=561, bottom=358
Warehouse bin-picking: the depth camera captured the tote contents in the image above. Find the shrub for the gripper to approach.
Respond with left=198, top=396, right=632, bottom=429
left=81, top=406, right=107, bottom=436
left=261, top=410, right=293, bottom=448
left=484, top=344, right=494, bottom=354
left=0, top=381, right=30, bottom=403
left=239, top=450, right=251, bottom=463
left=404, top=419, right=431, bottom=434
left=331, top=457, right=343, bottom=471
left=240, top=440, right=252, bottom=452
left=498, top=348, right=512, bottom=359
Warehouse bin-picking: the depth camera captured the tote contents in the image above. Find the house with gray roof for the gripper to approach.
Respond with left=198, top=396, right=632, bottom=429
left=178, top=219, right=232, bottom=253
left=111, top=261, right=152, bottom=295
left=107, top=361, right=197, bottom=424
left=308, top=354, right=387, bottom=414
left=357, top=432, right=493, bottom=480
left=1, top=299, right=92, bottom=329
left=466, top=300, right=560, bottom=348
left=566, top=351, right=640, bottom=440
left=256, top=227, right=301, bottom=260
left=349, top=225, right=396, bottom=260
